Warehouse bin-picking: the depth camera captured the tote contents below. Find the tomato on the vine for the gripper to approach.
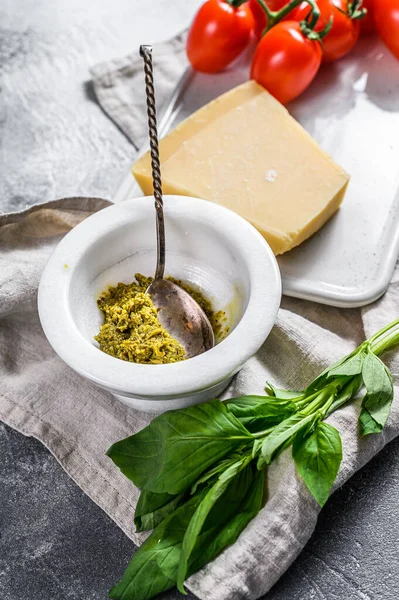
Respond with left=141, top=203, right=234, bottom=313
left=291, top=0, right=361, bottom=62
left=186, top=0, right=254, bottom=73
left=249, top=0, right=293, bottom=39
left=374, top=0, right=399, bottom=59
left=250, top=21, right=322, bottom=104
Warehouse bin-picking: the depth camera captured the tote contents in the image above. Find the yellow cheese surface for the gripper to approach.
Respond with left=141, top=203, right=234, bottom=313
left=132, top=81, right=349, bottom=255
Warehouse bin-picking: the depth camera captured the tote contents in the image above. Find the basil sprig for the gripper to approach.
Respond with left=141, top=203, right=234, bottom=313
left=107, top=318, right=399, bottom=600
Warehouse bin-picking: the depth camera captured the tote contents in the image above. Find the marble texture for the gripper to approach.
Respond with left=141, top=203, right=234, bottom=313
left=0, top=0, right=202, bottom=213
left=1, top=1, right=399, bottom=599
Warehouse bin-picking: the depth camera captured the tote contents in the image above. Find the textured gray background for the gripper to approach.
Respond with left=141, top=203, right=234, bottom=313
left=1, top=1, right=399, bottom=599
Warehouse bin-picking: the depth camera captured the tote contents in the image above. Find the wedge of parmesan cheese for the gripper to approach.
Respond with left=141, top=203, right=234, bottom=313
left=132, top=81, right=349, bottom=255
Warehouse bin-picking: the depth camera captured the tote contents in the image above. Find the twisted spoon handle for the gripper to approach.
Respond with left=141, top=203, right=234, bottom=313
left=140, top=44, right=165, bottom=280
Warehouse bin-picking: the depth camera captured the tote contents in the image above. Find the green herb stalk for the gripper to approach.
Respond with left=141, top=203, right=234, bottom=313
left=107, top=318, right=399, bottom=600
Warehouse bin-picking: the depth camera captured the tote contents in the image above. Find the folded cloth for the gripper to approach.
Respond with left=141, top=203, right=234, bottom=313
left=91, top=31, right=188, bottom=150
left=1, top=31, right=399, bottom=600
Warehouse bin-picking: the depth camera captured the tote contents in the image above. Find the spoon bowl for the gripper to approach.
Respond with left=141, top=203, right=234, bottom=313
left=147, top=279, right=215, bottom=359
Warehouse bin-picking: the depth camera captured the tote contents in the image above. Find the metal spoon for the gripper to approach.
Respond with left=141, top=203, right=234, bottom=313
left=139, top=45, right=215, bottom=359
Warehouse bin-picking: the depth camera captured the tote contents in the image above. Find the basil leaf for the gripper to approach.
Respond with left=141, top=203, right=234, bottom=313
left=361, top=352, right=393, bottom=428
left=112, top=463, right=264, bottom=600
left=176, top=456, right=251, bottom=593
left=326, top=352, right=365, bottom=378
left=110, top=491, right=206, bottom=600
left=266, top=382, right=303, bottom=400
left=190, top=452, right=243, bottom=495
left=326, top=374, right=363, bottom=416
left=189, top=468, right=265, bottom=575
left=252, top=437, right=263, bottom=459
left=359, top=407, right=383, bottom=436
left=107, top=399, right=253, bottom=494
left=259, top=412, right=318, bottom=468
left=293, top=422, right=342, bottom=507
left=134, top=490, right=185, bottom=532
left=225, top=395, right=296, bottom=432
left=305, top=348, right=363, bottom=392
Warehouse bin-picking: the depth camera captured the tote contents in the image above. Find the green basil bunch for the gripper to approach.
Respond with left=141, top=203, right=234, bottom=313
left=107, top=318, right=399, bottom=600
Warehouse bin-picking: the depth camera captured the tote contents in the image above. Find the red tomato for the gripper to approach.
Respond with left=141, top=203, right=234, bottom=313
left=249, top=0, right=268, bottom=38
left=186, top=0, right=254, bottom=73
left=360, top=0, right=375, bottom=35
left=249, top=0, right=294, bottom=39
left=291, top=0, right=360, bottom=62
left=250, top=21, right=322, bottom=104
left=374, top=0, right=399, bottom=59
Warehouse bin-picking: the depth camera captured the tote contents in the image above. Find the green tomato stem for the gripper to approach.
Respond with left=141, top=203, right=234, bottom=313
left=347, top=0, right=367, bottom=20
left=227, top=0, right=250, bottom=8
left=255, top=0, right=272, bottom=20
left=302, top=14, right=333, bottom=40
left=257, top=0, right=321, bottom=35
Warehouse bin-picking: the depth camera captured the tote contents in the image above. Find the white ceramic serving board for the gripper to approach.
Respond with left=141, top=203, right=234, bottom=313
left=114, top=37, right=399, bottom=308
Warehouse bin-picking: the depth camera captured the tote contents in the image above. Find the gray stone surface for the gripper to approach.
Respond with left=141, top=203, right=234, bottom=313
left=1, top=0, right=399, bottom=599
left=2, top=421, right=399, bottom=600
left=0, top=0, right=201, bottom=213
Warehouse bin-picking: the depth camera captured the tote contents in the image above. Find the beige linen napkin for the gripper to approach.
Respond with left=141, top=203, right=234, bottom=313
left=1, top=32, right=399, bottom=600
left=91, top=32, right=188, bottom=150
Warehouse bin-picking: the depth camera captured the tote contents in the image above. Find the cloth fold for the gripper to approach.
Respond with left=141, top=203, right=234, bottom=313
left=91, top=31, right=187, bottom=150
left=1, top=31, right=399, bottom=600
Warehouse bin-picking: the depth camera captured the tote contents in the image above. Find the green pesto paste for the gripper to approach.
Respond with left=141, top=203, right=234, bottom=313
left=95, top=273, right=227, bottom=365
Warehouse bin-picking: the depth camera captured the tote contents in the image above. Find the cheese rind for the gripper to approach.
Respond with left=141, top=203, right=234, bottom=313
left=132, top=81, right=350, bottom=255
